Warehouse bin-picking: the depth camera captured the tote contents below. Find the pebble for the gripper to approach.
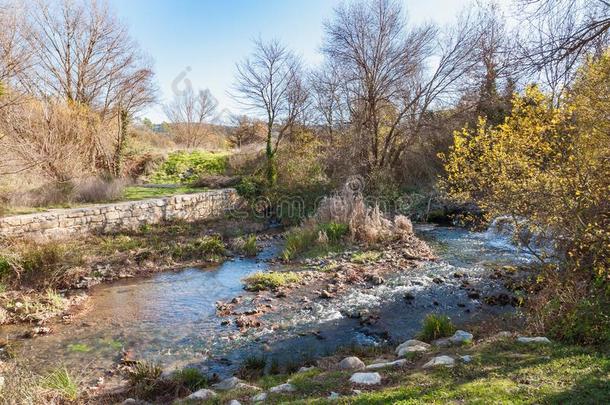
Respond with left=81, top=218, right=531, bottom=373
left=349, top=372, right=382, bottom=385
left=212, top=377, right=242, bottom=391
left=269, top=383, right=296, bottom=393
left=339, top=356, right=365, bottom=371
left=187, top=389, right=217, bottom=400
left=423, top=355, right=455, bottom=368
left=517, top=336, right=551, bottom=344
left=395, top=339, right=431, bottom=356
left=365, top=359, right=407, bottom=370
left=449, top=330, right=473, bottom=345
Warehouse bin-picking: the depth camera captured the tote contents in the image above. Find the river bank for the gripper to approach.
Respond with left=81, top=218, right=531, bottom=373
left=0, top=221, right=549, bottom=403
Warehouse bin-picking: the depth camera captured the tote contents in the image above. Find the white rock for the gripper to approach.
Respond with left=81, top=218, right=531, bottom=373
left=252, top=392, right=268, bottom=402
left=212, top=376, right=243, bottom=391
left=431, top=338, right=452, bottom=347
left=353, top=389, right=362, bottom=394
left=449, top=330, right=473, bottom=345
left=339, top=356, right=365, bottom=371
left=349, top=372, right=382, bottom=385
left=328, top=391, right=340, bottom=399
left=395, top=339, right=431, bottom=356
left=187, top=388, right=217, bottom=400
left=365, top=359, right=407, bottom=370
left=269, top=383, right=296, bottom=393
left=228, top=401, right=242, bottom=405
left=517, top=336, right=551, bottom=344
left=423, top=355, right=455, bottom=368
left=460, top=355, right=473, bottom=363
left=298, top=366, right=316, bottom=373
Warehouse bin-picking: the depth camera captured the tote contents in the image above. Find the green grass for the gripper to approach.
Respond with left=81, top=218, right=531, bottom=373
left=243, top=271, right=302, bottom=291
left=239, top=234, right=258, bottom=256
left=207, top=340, right=610, bottom=404
left=42, top=367, right=79, bottom=401
left=122, top=185, right=204, bottom=200
left=282, top=223, right=350, bottom=261
left=171, top=235, right=226, bottom=261
left=150, top=150, right=229, bottom=184
left=171, top=367, right=208, bottom=391
left=67, top=343, right=91, bottom=353
left=351, top=250, right=382, bottom=263
left=419, top=313, right=456, bottom=342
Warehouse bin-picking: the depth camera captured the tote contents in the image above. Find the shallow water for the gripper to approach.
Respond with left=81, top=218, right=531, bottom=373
left=2, top=225, right=534, bottom=378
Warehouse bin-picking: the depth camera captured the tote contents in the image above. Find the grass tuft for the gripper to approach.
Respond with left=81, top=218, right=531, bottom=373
left=419, top=313, right=456, bottom=342
left=42, top=367, right=79, bottom=401
left=243, top=271, right=302, bottom=291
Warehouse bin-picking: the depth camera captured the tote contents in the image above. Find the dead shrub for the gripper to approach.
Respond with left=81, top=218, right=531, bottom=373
left=313, top=182, right=414, bottom=245
left=72, top=177, right=127, bottom=203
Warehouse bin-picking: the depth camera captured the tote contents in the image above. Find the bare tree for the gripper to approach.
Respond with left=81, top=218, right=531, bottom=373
left=228, top=114, right=266, bottom=148
left=232, top=38, right=308, bottom=185
left=515, top=0, right=610, bottom=101
left=310, top=61, right=347, bottom=144
left=164, top=87, right=218, bottom=148
left=0, top=3, right=32, bottom=110
left=23, top=0, right=156, bottom=116
left=321, top=0, right=480, bottom=174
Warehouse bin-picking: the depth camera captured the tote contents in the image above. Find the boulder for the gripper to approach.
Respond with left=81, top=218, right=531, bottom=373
left=423, top=355, right=455, bottom=368
left=365, top=359, right=407, bottom=370
left=517, top=336, right=551, bottom=344
left=339, top=356, right=365, bottom=371
left=395, top=339, right=431, bottom=356
left=431, top=338, right=452, bottom=347
left=349, top=372, right=382, bottom=385
left=212, top=376, right=243, bottom=391
left=269, top=383, right=296, bottom=393
left=252, top=392, right=268, bottom=402
left=449, top=330, right=473, bottom=345
left=187, top=389, right=217, bottom=400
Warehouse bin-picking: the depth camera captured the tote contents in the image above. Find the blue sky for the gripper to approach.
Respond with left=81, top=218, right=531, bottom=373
left=108, top=0, right=480, bottom=122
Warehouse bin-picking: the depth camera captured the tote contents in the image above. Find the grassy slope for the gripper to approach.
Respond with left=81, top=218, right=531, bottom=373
left=210, top=340, right=609, bottom=405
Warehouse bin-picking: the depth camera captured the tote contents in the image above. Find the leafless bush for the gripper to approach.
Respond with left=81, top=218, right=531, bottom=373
left=313, top=182, right=414, bottom=244
left=72, top=177, right=127, bottom=203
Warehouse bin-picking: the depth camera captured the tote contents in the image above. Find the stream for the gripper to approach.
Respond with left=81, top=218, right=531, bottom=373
left=1, top=224, right=536, bottom=381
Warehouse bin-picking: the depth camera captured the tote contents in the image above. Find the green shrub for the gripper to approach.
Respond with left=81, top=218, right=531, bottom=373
left=171, top=367, right=208, bottom=391
left=282, top=228, right=318, bottom=261
left=241, top=234, right=258, bottom=257
left=243, top=271, right=301, bottom=291
left=235, top=175, right=265, bottom=201
left=42, top=367, right=79, bottom=401
left=172, top=235, right=226, bottom=260
left=150, top=151, right=228, bottom=184
left=546, top=292, right=610, bottom=346
left=127, top=361, right=163, bottom=397
left=351, top=250, right=382, bottom=264
left=419, top=314, right=456, bottom=342
left=318, top=222, right=349, bottom=242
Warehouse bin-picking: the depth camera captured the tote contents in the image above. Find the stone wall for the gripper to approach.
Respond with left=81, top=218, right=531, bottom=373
left=0, top=189, right=241, bottom=239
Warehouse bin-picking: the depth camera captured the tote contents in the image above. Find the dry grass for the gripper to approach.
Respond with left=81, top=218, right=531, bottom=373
left=313, top=182, right=414, bottom=245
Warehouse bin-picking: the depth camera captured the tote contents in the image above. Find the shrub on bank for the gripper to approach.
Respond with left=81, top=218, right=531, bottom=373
left=243, top=271, right=301, bottom=291
left=150, top=150, right=228, bottom=184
